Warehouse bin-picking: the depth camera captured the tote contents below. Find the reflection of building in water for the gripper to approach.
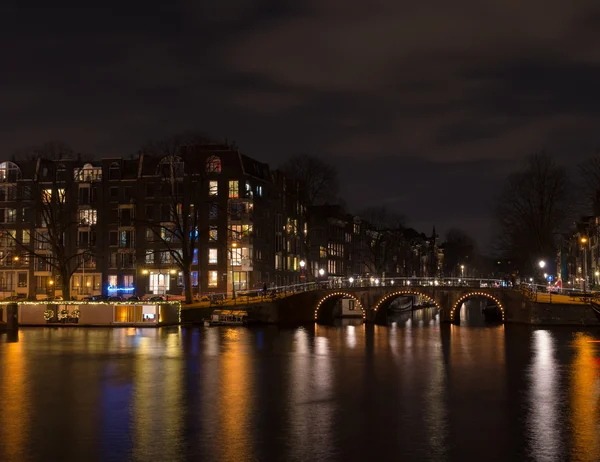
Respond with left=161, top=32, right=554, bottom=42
left=570, top=333, right=600, bottom=460
left=528, top=330, right=561, bottom=460
left=289, top=327, right=335, bottom=460
left=219, top=330, right=253, bottom=462
left=447, top=324, right=509, bottom=456
left=132, top=332, right=183, bottom=461
left=0, top=335, right=29, bottom=462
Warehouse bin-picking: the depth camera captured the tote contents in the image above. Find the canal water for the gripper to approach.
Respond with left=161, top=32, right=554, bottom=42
left=1, top=306, right=599, bottom=462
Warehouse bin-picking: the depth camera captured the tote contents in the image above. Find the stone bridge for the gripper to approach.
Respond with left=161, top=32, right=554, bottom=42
left=274, top=286, right=528, bottom=324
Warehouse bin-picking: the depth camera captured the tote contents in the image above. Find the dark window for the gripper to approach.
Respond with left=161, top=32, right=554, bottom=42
left=109, top=208, right=118, bottom=224
left=120, top=209, right=132, bottom=226
left=145, top=183, right=155, bottom=197
left=124, top=187, right=133, bottom=201
left=91, top=187, right=98, bottom=203
left=109, top=162, right=120, bottom=181
left=145, top=205, right=154, bottom=221
left=109, top=187, right=119, bottom=200
left=209, top=203, right=218, bottom=219
left=109, top=231, right=118, bottom=246
left=78, top=187, right=90, bottom=204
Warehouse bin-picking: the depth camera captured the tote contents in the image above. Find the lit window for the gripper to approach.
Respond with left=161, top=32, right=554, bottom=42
left=208, top=271, right=218, bottom=287
left=256, top=185, right=263, bottom=197
left=145, top=250, right=154, bottom=263
left=209, top=181, right=218, bottom=196
left=231, top=247, right=242, bottom=266
left=209, top=248, right=218, bottom=264
left=209, top=226, right=218, bottom=241
left=108, top=275, right=118, bottom=288
left=228, top=180, right=239, bottom=198
left=78, top=209, right=97, bottom=225
left=206, top=156, right=222, bottom=174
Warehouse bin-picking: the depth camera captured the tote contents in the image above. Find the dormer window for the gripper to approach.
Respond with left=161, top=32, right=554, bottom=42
left=206, top=155, right=222, bottom=174
left=109, top=162, right=120, bottom=181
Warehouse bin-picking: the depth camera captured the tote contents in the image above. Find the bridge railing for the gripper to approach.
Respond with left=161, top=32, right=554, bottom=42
left=326, top=277, right=507, bottom=289
left=191, top=277, right=517, bottom=306
left=520, top=282, right=600, bottom=303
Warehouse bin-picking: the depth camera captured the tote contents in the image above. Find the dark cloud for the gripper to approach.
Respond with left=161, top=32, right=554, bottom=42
left=2, top=1, right=600, bottom=247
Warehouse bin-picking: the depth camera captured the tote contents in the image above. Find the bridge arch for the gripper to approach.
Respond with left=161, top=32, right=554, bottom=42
left=373, top=290, right=441, bottom=313
left=314, top=292, right=365, bottom=322
left=373, top=290, right=441, bottom=324
left=450, top=292, right=505, bottom=323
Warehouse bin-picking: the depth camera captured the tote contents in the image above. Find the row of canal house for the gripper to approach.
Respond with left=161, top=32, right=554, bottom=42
left=0, top=143, right=307, bottom=300
left=557, top=215, right=600, bottom=290
left=0, top=142, right=442, bottom=301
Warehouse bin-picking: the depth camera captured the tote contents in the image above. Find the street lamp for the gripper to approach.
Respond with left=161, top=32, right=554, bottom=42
left=460, top=265, right=465, bottom=278
left=580, top=237, right=589, bottom=294
left=538, top=260, right=546, bottom=269
left=231, top=242, right=238, bottom=300
left=318, top=268, right=325, bottom=277
left=348, top=277, right=354, bottom=285
left=299, top=260, right=305, bottom=269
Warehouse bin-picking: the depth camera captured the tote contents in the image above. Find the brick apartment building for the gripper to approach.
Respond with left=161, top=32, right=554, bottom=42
left=0, top=143, right=302, bottom=300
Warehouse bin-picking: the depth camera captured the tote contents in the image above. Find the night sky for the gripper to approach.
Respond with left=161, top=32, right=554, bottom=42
left=3, top=1, right=600, bottom=246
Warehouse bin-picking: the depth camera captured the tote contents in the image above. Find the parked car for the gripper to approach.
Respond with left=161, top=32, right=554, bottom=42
left=107, top=296, right=122, bottom=302
left=91, top=295, right=108, bottom=301
left=148, top=296, right=164, bottom=302
left=126, top=296, right=144, bottom=302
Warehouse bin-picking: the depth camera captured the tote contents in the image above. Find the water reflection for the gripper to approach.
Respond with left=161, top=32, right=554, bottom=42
left=219, top=330, right=253, bottom=462
left=570, top=333, right=600, bottom=461
left=0, top=332, right=29, bottom=462
left=528, top=330, right=562, bottom=460
left=2, top=325, right=600, bottom=461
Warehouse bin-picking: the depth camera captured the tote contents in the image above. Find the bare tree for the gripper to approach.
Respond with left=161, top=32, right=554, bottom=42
left=2, top=145, right=94, bottom=300
left=579, top=151, right=600, bottom=213
left=494, top=152, right=572, bottom=273
left=442, top=228, right=478, bottom=276
left=360, top=206, right=406, bottom=276
left=140, top=133, right=236, bottom=304
left=281, top=154, right=339, bottom=205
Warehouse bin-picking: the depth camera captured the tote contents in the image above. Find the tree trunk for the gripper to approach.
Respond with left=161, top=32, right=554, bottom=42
left=183, top=265, right=194, bottom=304
left=60, top=268, right=71, bottom=301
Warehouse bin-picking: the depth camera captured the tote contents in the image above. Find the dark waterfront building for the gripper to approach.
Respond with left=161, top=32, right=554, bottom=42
left=0, top=145, right=278, bottom=300
left=272, top=170, right=307, bottom=287
left=0, top=146, right=446, bottom=300
left=307, top=205, right=353, bottom=282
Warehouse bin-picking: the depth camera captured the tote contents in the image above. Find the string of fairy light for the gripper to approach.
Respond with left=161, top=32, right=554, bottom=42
left=314, top=292, right=366, bottom=320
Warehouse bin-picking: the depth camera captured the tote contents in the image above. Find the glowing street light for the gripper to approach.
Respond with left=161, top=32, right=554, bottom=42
left=374, top=278, right=380, bottom=285
left=318, top=268, right=325, bottom=277
left=299, top=260, right=306, bottom=269
left=348, top=277, right=354, bottom=284
left=538, top=260, right=546, bottom=269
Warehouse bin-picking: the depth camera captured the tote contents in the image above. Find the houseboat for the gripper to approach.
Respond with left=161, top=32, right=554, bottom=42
left=205, top=310, right=249, bottom=326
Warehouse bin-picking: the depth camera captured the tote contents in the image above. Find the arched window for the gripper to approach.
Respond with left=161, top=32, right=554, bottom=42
left=0, top=161, right=21, bottom=183
left=206, top=155, right=222, bottom=174
left=109, top=162, right=120, bottom=181
left=56, top=164, right=67, bottom=181
left=157, top=156, right=184, bottom=179
left=74, top=163, right=102, bottom=181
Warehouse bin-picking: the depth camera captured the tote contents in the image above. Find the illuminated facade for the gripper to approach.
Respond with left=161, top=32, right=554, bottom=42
left=0, top=144, right=276, bottom=300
